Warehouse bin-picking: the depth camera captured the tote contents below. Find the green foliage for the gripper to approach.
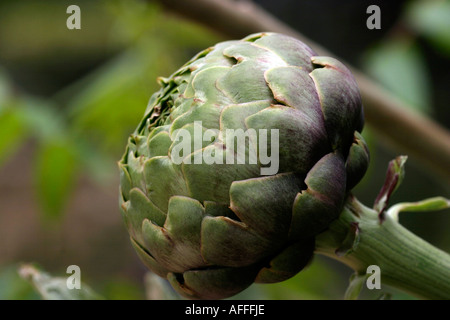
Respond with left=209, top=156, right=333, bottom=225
left=363, top=0, right=450, bottom=116
left=0, top=109, right=27, bottom=166
left=0, top=75, right=77, bottom=221
left=64, top=2, right=221, bottom=155
left=344, top=272, right=367, bottom=300
left=66, top=50, right=165, bottom=154
left=247, top=257, right=348, bottom=300
left=0, top=70, right=26, bottom=166
left=0, top=265, right=38, bottom=300
left=406, top=0, right=450, bottom=55
left=98, top=279, right=145, bottom=300
left=34, top=141, right=77, bottom=220
left=363, top=40, right=432, bottom=114
left=0, top=0, right=222, bottom=222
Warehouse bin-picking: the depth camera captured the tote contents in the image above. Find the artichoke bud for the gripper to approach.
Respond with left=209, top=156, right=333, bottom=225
left=119, top=32, right=369, bottom=299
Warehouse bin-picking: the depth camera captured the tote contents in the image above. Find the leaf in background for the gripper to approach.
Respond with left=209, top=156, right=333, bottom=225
left=0, top=265, right=38, bottom=300
left=251, top=256, right=348, bottom=299
left=66, top=50, right=154, bottom=154
left=34, top=140, right=77, bottom=221
left=0, top=68, right=9, bottom=110
left=0, top=69, right=28, bottom=166
left=0, top=108, right=27, bottom=166
left=145, top=272, right=180, bottom=300
left=72, top=139, right=116, bottom=185
left=362, top=39, right=432, bottom=114
left=3, top=97, right=81, bottom=221
left=100, top=279, right=145, bottom=300
left=344, top=272, right=367, bottom=300
left=61, top=1, right=222, bottom=156
left=20, top=98, right=66, bottom=142
left=0, top=0, right=121, bottom=69
left=19, top=264, right=103, bottom=300
left=105, top=0, right=162, bottom=43
left=406, top=0, right=450, bottom=55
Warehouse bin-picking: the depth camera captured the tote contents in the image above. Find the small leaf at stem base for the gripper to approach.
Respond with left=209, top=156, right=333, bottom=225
left=373, top=156, right=408, bottom=222
left=335, top=222, right=360, bottom=257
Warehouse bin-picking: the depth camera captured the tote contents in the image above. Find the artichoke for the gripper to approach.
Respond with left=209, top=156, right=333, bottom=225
left=119, top=32, right=369, bottom=299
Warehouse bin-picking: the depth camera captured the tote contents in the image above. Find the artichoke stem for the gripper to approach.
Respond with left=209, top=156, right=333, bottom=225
left=315, top=195, right=450, bottom=299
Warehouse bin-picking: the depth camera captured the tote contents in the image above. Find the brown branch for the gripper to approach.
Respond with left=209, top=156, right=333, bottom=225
left=154, top=0, right=450, bottom=181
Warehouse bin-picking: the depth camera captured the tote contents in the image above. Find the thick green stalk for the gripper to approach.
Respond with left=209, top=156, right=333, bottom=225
left=315, top=196, right=450, bottom=299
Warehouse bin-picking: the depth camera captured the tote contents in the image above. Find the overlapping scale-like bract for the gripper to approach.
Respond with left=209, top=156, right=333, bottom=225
left=119, top=32, right=369, bottom=299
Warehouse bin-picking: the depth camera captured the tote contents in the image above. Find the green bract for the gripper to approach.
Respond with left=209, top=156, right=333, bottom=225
left=119, top=32, right=369, bottom=299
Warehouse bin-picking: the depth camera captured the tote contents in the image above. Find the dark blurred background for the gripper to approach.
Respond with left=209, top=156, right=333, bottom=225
left=0, top=0, right=448, bottom=299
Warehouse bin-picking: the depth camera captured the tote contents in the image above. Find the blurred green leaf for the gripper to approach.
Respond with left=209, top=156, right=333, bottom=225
left=66, top=50, right=155, bottom=154
left=0, top=109, right=27, bottom=166
left=363, top=39, right=432, bottom=114
left=72, top=139, right=116, bottom=184
left=0, top=0, right=121, bottom=65
left=19, top=264, right=103, bottom=300
left=20, top=98, right=66, bottom=142
left=34, top=141, right=77, bottom=221
left=0, top=265, right=38, bottom=300
left=101, top=278, right=145, bottom=300
left=0, top=0, right=221, bottom=226
left=145, top=272, right=180, bottom=300
left=252, top=257, right=348, bottom=299
left=0, top=76, right=71, bottom=165
left=105, top=0, right=221, bottom=49
left=0, top=69, right=28, bottom=165
left=105, top=0, right=162, bottom=44
left=60, top=1, right=221, bottom=155
left=0, top=70, right=9, bottom=107
left=406, top=0, right=450, bottom=55
left=344, top=272, right=367, bottom=300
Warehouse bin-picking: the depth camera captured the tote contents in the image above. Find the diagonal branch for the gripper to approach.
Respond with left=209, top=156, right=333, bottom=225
left=152, top=0, right=450, bottom=181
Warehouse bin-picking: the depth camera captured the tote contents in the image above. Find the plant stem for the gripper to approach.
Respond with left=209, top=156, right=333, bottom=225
left=315, top=195, right=450, bottom=299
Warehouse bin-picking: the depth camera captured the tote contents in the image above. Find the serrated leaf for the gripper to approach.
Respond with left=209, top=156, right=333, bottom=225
left=19, top=264, right=102, bottom=300
left=34, top=141, right=77, bottom=221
